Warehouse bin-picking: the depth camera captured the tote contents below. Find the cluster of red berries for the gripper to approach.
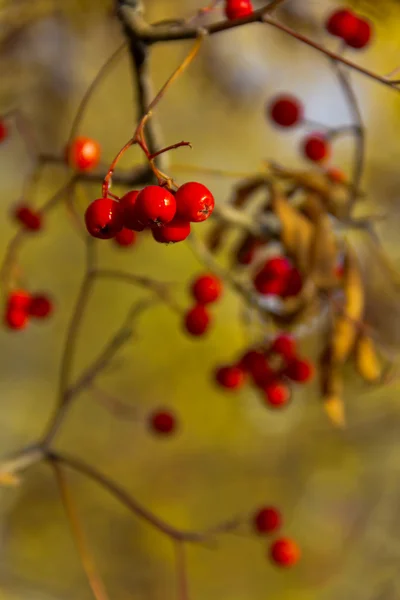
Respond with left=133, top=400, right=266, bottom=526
left=253, top=256, right=302, bottom=298
left=183, top=273, right=223, bottom=336
left=326, top=7, right=372, bottom=49
left=13, top=205, right=42, bottom=231
left=85, top=182, right=215, bottom=244
left=4, top=290, right=53, bottom=330
left=225, top=0, right=253, bottom=21
left=252, top=506, right=300, bottom=567
left=148, top=409, right=177, bottom=436
left=214, top=333, right=314, bottom=409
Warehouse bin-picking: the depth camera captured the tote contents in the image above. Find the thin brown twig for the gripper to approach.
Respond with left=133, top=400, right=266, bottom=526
left=174, top=541, right=190, bottom=600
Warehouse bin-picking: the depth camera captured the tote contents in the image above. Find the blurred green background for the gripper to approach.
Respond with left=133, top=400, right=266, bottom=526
left=2, top=1, right=400, bottom=598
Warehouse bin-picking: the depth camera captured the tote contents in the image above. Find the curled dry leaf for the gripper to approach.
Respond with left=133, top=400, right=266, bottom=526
left=354, top=332, right=383, bottom=384
left=306, top=195, right=339, bottom=290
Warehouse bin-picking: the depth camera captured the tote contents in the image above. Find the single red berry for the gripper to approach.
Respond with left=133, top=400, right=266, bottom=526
left=270, top=334, right=297, bottom=360
left=254, top=507, right=282, bottom=534
left=285, top=358, right=314, bottom=383
left=114, top=227, right=136, bottom=247
left=175, top=182, right=215, bottom=223
left=302, top=134, right=330, bottom=162
left=239, top=349, right=265, bottom=372
left=8, top=290, right=31, bottom=311
left=14, top=205, right=42, bottom=231
left=253, top=273, right=286, bottom=296
left=270, top=538, right=300, bottom=567
left=84, top=198, right=124, bottom=239
left=184, top=305, right=211, bottom=336
left=4, top=307, right=28, bottom=330
left=248, top=355, right=274, bottom=389
left=262, top=256, right=292, bottom=279
left=119, top=190, right=146, bottom=231
left=345, top=17, right=372, bottom=49
left=215, top=365, right=246, bottom=389
left=0, top=120, right=8, bottom=142
left=67, top=136, right=101, bottom=172
left=263, top=381, right=291, bottom=408
left=225, top=0, right=253, bottom=20
left=268, top=95, right=303, bottom=128
left=152, top=218, right=191, bottom=244
left=325, top=8, right=359, bottom=39
left=191, top=274, right=222, bottom=305
left=149, top=410, right=176, bottom=435
left=281, top=267, right=303, bottom=298
left=28, top=295, right=53, bottom=318
left=135, top=185, right=176, bottom=227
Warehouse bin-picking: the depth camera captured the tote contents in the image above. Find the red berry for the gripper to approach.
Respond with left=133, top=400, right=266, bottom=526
left=215, top=365, right=245, bottom=389
left=175, top=182, right=215, bottom=223
left=114, top=227, right=136, bottom=247
left=239, top=349, right=265, bottom=372
left=135, top=186, right=176, bottom=227
left=152, top=218, right=191, bottom=244
left=254, top=507, right=282, bottom=534
left=247, top=354, right=274, bottom=388
left=184, top=305, right=211, bottom=336
left=262, top=256, right=292, bottom=279
left=28, top=295, right=53, bottom=318
left=270, top=334, right=297, bottom=360
left=263, top=381, right=291, bottom=408
left=281, top=267, right=303, bottom=298
left=0, top=120, right=8, bottom=142
left=8, top=290, right=31, bottom=311
left=4, top=307, right=28, bottom=330
left=225, top=0, right=253, bottom=20
left=325, top=8, right=359, bottom=39
left=14, top=205, right=42, bottom=231
left=67, top=136, right=101, bottom=172
left=270, top=538, right=300, bottom=567
left=285, top=358, right=314, bottom=383
left=302, top=134, right=330, bottom=162
left=345, top=17, right=372, bottom=49
left=149, top=410, right=176, bottom=435
left=119, top=191, right=146, bottom=231
left=84, top=198, right=124, bottom=239
left=191, top=274, right=222, bottom=305
left=268, top=95, right=303, bottom=128
left=253, top=273, right=286, bottom=296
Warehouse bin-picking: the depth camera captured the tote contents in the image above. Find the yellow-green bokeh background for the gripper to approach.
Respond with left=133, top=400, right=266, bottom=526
left=2, top=1, right=400, bottom=598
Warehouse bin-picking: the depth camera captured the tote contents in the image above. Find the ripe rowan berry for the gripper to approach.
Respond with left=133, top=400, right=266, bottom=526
left=67, top=136, right=101, bottom=172
left=281, top=267, right=303, bottom=298
left=285, top=357, right=314, bottom=383
left=268, top=95, right=303, bottom=128
left=191, top=274, right=222, bottom=305
left=175, top=182, right=215, bottom=223
left=114, top=228, right=136, bottom=247
left=263, top=381, right=291, bottom=408
left=239, top=349, right=265, bottom=372
left=345, top=17, right=372, bottom=49
left=8, top=290, right=31, bottom=311
left=253, top=507, right=282, bottom=534
left=270, top=334, right=296, bottom=360
left=119, top=190, right=146, bottom=231
left=262, top=256, right=292, bottom=279
left=135, top=186, right=176, bottom=227
left=4, top=308, right=28, bottom=330
left=28, top=295, right=53, bottom=318
left=0, top=120, right=8, bottom=142
left=253, top=272, right=286, bottom=296
left=325, top=8, right=358, bottom=39
left=152, top=218, right=191, bottom=244
left=184, top=305, right=211, bottom=336
left=215, top=365, right=246, bottom=389
left=249, top=355, right=274, bottom=388
left=302, top=134, right=330, bottom=162
left=149, top=410, right=176, bottom=435
left=225, top=0, right=253, bottom=21
left=269, top=538, right=300, bottom=567
left=14, top=205, right=42, bottom=231
left=84, top=198, right=124, bottom=239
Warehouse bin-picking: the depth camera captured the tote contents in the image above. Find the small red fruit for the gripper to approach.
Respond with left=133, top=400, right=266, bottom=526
left=14, top=205, right=42, bottom=231
left=114, top=228, right=136, bottom=247
left=239, top=349, right=265, bottom=372
left=268, top=95, right=303, bottom=128
left=191, top=274, right=222, bottom=305
left=0, top=120, right=8, bottom=142
left=119, top=191, right=146, bottom=231
left=302, top=134, right=330, bottom=162
left=253, top=273, right=286, bottom=296
left=269, top=538, right=300, bottom=567
left=5, top=308, right=28, bottom=330
left=281, top=267, right=303, bottom=298
left=345, top=17, right=372, bottom=49
left=270, top=334, right=296, bottom=360
left=84, top=198, right=124, bottom=239
left=285, top=358, right=314, bottom=383
left=184, top=305, right=211, bottom=336
left=135, top=186, right=176, bottom=227
left=248, top=355, right=274, bottom=389
left=215, top=365, right=246, bottom=389
left=254, top=507, right=282, bottom=534
left=263, top=381, right=291, bottom=408
left=175, top=182, right=215, bottom=223
left=225, top=0, right=253, bottom=20
left=28, top=295, right=53, bottom=318
left=262, top=256, right=292, bottom=279
left=8, top=290, right=31, bottom=311
left=149, top=410, right=176, bottom=435
left=325, top=8, right=359, bottom=39
left=67, top=136, right=101, bottom=172
left=152, top=218, right=191, bottom=244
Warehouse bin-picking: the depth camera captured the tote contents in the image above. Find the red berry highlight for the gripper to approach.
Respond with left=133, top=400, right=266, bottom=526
left=345, top=17, right=372, bottom=49
left=325, top=8, right=358, bottom=39
left=254, top=507, right=282, bottom=534
left=149, top=410, right=176, bottom=435
left=225, top=0, right=253, bottom=20
left=14, top=205, right=42, bottom=231
left=175, top=182, right=215, bottom=223
left=269, top=95, right=303, bottom=128
left=152, top=218, right=191, bottom=244
left=85, top=198, right=124, bottom=239
left=119, top=190, right=146, bottom=231
left=270, top=334, right=297, bottom=360
left=28, top=295, right=53, bottom=318
left=184, top=305, right=211, bottom=336
left=263, top=381, right=291, bottom=408
left=270, top=538, right=300, bottom=567
left=67, top=136, right=101, bottom=172
left=8, top=290, right=31, bottom=311
left=215, top=365, right=245, bottom=389
left=135, top=186, right=176, bottom=227
left=191, top=274, right=222, bottom=305
left=4, top=308, right=28, bottom=330
left=302, top=134, right=330, bottom=162
left=114, top=227, right=136, bottom=247
left=285, top=358, right=314, bottom=383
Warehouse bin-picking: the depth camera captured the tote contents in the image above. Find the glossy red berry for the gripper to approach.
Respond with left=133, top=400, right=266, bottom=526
left=325, top=8, right=358, bottom=39
left=285, top=358, right=314, bottom=383
left=191, top=274, right=222, bottom=305
left=215, top=365, right=246, bottom=389
left=84, top=198, right=124, bottom=239
left=8, top=290, right=31, bottom=311
left=239, top=349, right=265, bottom=372
left=254, top=507, right=282, bottom=534
left=345, top=17, right=372, bottom=49
left=225, top=0, right=253, bottom=20
left=0, top=120, right=8, bottom=142
left=114, top=228, right=137, bottom=247
left=262, top=256, right=292, bottom=278
left=263, top=381, right=291, bottom=408
left=149, top=410, right=176, bottom=435
left=67, top=136, right=101, bottom=172
left=14, top=205, right=42, bottom=231
left=28, top=295, right=53, bottom=318
left=119, top=191, right=146, bottom=231
left=184, top=305, right=211, bottom=336
left=175, top=182, right=215, bottom=223
left=4, top=308, right=28, bottom=330
left=247, top=354, right=274, bottom=388
left=269, top=95, right=303, bottom=128
left=270, top=334, right=297, bottom=360
left=270, top=538, right=300, bottom=567
left=135, top=186, right=176, bottom=227
left=152, top=218, right=191, bottom=244
left=281, top=267, right=303, bottom=298
left=253, top=273, right=286, bottom=296
left=302, top=134, right=330, bottom=162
